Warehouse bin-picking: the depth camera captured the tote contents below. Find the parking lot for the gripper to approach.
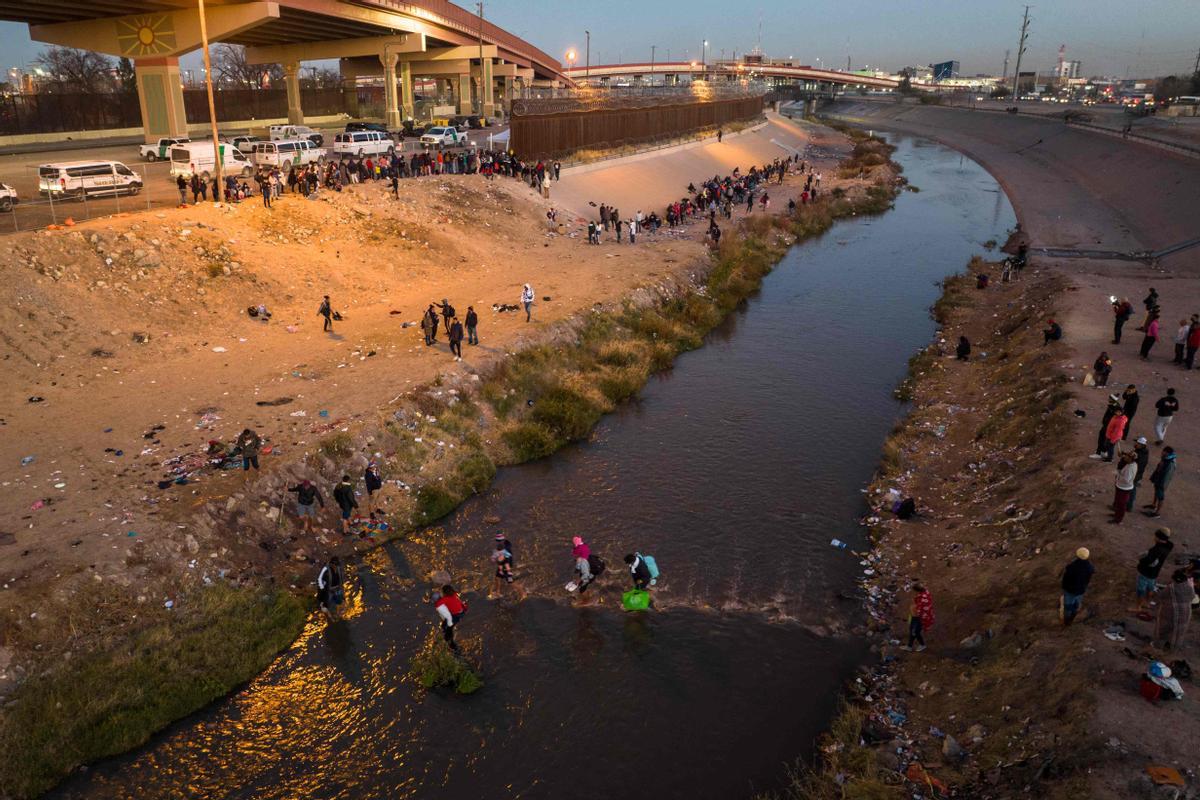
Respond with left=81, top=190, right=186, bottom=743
left=0, top=123, right=507, bottom=233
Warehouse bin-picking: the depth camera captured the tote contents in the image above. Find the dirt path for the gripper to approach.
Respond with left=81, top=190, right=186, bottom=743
left=829, top=99, right=1200, bottom=797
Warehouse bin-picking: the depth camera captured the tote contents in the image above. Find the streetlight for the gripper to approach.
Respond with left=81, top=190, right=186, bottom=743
left=702, top=40, right=708, bottom=75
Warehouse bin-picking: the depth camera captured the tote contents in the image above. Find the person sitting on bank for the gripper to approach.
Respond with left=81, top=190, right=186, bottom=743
left=1043, top=318, right=1063, bottom=346
left=955, top=336, right=971, bottom=360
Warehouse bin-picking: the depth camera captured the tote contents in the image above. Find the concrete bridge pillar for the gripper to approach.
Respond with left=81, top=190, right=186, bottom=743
left=502, top=75, right=514, bottom=109
left=480, top=58, right=495, bottom=116
left=400, top=61, right=415, bottom=120
left=133, top=57, right=188, bottom=143
left=380, top=51, right=400, bottom=128
left=457, top=72, right=472, bottom=115
left=284, top=60, right=304, bottom=124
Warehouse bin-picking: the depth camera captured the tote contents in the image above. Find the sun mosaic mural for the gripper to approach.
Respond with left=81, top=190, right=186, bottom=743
left=115, top=14, right=178, bottom=57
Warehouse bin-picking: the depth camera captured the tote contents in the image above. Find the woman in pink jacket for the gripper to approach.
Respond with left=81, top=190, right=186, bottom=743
left=1140, top=314, right=1160, bottom=360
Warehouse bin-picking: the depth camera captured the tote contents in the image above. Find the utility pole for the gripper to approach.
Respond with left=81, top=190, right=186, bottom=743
left=1010, top=5, right=1031, bottom=104
left=651, top=44, right=656, bottom=85
left=1002, top=49, right=1010, bottom=85
left=585, top=30, right=590, bottom=80
left=476, top=2, right=484, bottom=115
left=197, top=0, right=222, bottom=202
left=1193, top=46, right=1199, bottom=76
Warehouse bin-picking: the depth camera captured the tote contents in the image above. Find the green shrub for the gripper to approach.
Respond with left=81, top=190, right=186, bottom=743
left=530, top=386, right=601, bottom=440
left=413, top=484, right=460, bottom=525
left=501, top=422, right=559, bottom=462
left=319, top=432, right=354, bottom=459
left=456, top=451, right=496, bottom=493
left=411, top=646, right=483, bottom=694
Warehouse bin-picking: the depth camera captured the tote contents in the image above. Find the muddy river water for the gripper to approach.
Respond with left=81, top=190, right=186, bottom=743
left=54, top=136, right=1014, bottom=800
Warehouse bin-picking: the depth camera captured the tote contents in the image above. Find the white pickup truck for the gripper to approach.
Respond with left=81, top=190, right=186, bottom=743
left=420, top=126, right=471, bottom=148
left=0, top=182, right=17, bottom=212
left=269, top=124, right=324, bottom=147
left=140, top=137, right=190, bottom=161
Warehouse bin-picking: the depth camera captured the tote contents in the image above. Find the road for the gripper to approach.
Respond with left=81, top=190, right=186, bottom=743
left=0, top=125, right=506, bottom=233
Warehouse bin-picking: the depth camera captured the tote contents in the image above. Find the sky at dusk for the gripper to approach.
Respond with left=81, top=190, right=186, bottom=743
left=1, top=0, right=1197, bottom=79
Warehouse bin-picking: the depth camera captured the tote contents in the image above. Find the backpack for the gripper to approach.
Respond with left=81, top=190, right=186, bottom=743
left=445, top=304, right=455, bottom=318
left=587, top=553, right=606, bottom=578
left=638, top=553, right=660, bottom=582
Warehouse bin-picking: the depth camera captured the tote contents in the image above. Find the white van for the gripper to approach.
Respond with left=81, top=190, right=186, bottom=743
left=246, top=139, right=327, bottom=171
left=38, top=161, right=143, bottom=199
left=332, top=130, right=395, bottom=159
left=169, top=142, right=253, bottom=180
left=267, top=124, right=324, bottom=147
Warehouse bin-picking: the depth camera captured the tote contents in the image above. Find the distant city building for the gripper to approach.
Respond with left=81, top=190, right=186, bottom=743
left=1057, top=59, right=1082, bottom=79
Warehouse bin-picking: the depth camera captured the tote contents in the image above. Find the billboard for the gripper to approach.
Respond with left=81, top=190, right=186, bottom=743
left=931, top=60, right=960, bottom=81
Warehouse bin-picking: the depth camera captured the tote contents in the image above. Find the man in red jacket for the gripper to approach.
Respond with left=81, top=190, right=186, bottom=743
left=1186, top=317, right=1200, bottom=369
left=434, top=585, right=467, bottom=652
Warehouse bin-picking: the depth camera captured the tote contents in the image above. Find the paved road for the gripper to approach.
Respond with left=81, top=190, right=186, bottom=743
left=0, top=125, right=506, bottom=234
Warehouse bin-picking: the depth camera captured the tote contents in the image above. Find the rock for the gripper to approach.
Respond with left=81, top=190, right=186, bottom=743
left=942, top=734, right=965, bottom=759
left=184, top=534, right=199, bottom=554
left=960, top=632, right=984, bottom=648
left=876, top=747, right=901, bottom=772
left=131, top=331, right=151, bottom=343
left=967, top=723, right=986, bottom=742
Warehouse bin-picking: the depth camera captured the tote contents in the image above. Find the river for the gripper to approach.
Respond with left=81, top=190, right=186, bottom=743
left=54, top=135, right=1015, bottom=800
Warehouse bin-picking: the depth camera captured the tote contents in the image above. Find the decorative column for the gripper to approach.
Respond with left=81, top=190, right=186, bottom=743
left=480, top=57, right=495, bottom=116
left=284, top=60, right=303, bottom=124
left=457, top=73, right=473, bottom=115
left=400, top=60, right=415, bottom=119
left=134, top=57, right=189, bottom=142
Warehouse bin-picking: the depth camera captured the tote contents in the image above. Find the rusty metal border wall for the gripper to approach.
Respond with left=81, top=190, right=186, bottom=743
left=509, top=94, right=764, bottom=160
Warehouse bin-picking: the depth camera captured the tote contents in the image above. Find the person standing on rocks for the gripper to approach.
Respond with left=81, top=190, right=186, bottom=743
left=465, top=306, right=479, bottom=346
left=521, top=284, right=534, bottom=322
left=176, top=174, right=188, bottom=205
left=1133, top=528, right=1173, bottom=614
left=1060, top=548, right=1094, bottom=625
left=1153, top=388, right=1179, bottom=444
left=288, top=479, right=324, bottom=534
left=364, top=461, right=383, bottom=514
left=1144, top=446, right=1177, bottom=518
left=1120, top=384, right=1140, bottom=439
left=1110, top=451, right=1137, bottom=524
left=448, top=316, right=464, bottom=362
left=317, top=556, right=343, bottom=620
left=318, top=295, right=333, bottom=333
left=236, top=428, right=262, bottom=471
left=333, top=474, right=358, bottom=535
left=905, top=583, right=934, bottom=652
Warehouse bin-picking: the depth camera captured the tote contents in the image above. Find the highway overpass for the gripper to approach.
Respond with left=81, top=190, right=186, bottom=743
left=564, top=61, right=908, bottom=91
left=0, top=0, right=567, bottom=138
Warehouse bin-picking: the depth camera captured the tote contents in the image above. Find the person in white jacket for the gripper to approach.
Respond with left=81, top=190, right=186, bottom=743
left=521, top=283, right=534, bottom=322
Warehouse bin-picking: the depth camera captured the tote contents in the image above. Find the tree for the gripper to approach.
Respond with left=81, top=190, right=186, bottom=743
left=116, top=57, right=137, bottom=94
left=212, top=43, right=282, bottom=89
left=898, top=75, right=913, bottom=94
left=34, top=46, right=115, bottom=93
left=1154, top=72, right=1200, bottom=103
left=990, top=85, right=1009, bottom=99
left=300, top=66, right=342, bottom=90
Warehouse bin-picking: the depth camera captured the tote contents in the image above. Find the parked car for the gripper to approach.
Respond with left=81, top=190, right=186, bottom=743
left=139, top=137, right=190, bottom=161
left=331, top=130, right=395, bottom=159
left=169, top=142, right=253, bottom=179
left=245, top=139, right=327, bottom=171
left=38, top=161, right=143, bottom=199
left=420, top=126, right=470, bottom=148
left=0, top=182, right=17, bottom=211
left=452, top=115, right=490, bottom=130
left=230, top=135, right=262, bottom=152
left=268, top=124, right=324, bottom=147
left=345, top=121, right=390, bottom=134
left=401, top=120, right=429, bottom=138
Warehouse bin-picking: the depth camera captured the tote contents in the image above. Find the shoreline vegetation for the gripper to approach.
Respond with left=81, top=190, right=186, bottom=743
left=0, top=127, right=902, bottom=798
left=766, top=255, right=1090, bottom=799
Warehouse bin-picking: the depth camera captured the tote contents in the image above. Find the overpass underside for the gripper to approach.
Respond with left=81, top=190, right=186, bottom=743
left=0, top=0, right=561, bottom=140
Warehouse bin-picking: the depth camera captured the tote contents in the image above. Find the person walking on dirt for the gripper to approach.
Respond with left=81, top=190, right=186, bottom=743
left=177, top=174, right=188, bottom=205
left=1154, top=388, right=1179, bottom=444
left=448, top=316, right=464, bottom=361
left=1139, top=313, right=1159, bottom=359
left=1060, top=548, right=1094, bottom=625
left=1144, top=447, right=1177, bottom=518
left=318, top=295, right=333, bottom=332
left=1173, top=319, right=1189, bottom=364
left=905, top=583, right=934, bottom=652
left=1111, top=451, right=1137, bottom=524
left=434, top=584, right=467, bottom=651
left=1134, top=528, right=1173, bottom=614
left=333, top=474, right=358, bottom=535
left=236, top=428, right=262, bottom=471
left=522, top=284, right=534, bottom=322
left=1187, top=317, right=1200, bottom=369
left=1113, top=297, right=1133, bottom=344
left=426, top=304, right=441, bottom=342
left=288, top=479, right=324, bottom=533
left=465, top=306, right=479, bottom=346
left=1120, top=384, right=1140, bottom=439
left=317, top=556, right=344, bottom=620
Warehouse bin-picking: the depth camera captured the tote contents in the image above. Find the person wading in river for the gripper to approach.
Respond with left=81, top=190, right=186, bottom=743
left=434, top=585, right=467, bottom=652
left=490, top=532, right=526, bottom=600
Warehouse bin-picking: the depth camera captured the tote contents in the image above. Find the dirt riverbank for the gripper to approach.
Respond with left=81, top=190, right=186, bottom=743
left=792, top=100, right=1200, bottom=799
left=0, top=116, right=898, bottom=797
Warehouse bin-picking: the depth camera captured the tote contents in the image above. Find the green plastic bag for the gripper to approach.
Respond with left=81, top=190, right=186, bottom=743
left=622, top=589, right=651, bottom=612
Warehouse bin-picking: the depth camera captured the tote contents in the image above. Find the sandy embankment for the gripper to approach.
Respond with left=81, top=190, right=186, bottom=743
left=823, top=99, right=1200, bottom=798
